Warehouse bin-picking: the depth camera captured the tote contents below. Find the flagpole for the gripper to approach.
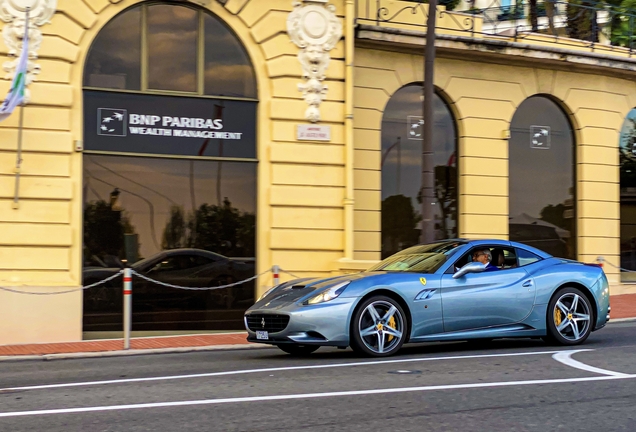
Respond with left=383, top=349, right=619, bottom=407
left=12, top=7, right=29, bottom=209
left=13, top=104, right=24, bottom=208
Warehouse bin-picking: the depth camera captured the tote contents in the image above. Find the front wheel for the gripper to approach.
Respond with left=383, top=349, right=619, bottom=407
left=545, top=287, right=593, bottom=345
left=350, top=295, right=407, bottom=357
left=277, top=344, right=319, bottom=356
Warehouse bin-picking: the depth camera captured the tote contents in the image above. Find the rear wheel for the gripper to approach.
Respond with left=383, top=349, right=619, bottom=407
left=545, top=287, right=593, bottom=345
left=350, top=295, right=407, bottom=357
left=277, top=344, right=319, bottom=356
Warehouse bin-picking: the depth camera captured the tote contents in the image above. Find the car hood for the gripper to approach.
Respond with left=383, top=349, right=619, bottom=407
left=250, top=272, right=380, bottom=309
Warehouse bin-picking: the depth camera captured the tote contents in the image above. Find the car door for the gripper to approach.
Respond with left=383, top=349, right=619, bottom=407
left=440, top=254, right=536, bottom=333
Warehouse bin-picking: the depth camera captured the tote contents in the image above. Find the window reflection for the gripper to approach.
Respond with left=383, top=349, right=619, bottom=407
left=204, top=14, right=256, bottom=98
left=509, top=96, right=575, bottom=259
left=83, top=6, right=141, bottom=90
left=147, top=5, right=198, bottom=92
left=381, top=84, right=458, bottom=258
left=619, top=109, right=636, bottom=281
left=83, top=4, right=256, bottom=96
left=82, top=155, right=257, bottom=331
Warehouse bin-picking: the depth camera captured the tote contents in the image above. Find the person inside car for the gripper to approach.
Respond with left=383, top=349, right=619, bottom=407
left=472, top=248, right=499, bottom=272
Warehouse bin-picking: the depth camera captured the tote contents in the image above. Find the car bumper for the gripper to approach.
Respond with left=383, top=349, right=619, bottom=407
left=244, top=297, right=357, bottom=347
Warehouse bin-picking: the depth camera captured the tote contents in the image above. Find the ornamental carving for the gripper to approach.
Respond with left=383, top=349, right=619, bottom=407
left=1, top=0, right=56, bottom=102
left=287, top=0, right=342, bottom=123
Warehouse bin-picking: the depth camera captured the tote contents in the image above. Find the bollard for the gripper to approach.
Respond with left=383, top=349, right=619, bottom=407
left=272, top=264, right=280, bottom=287
left=123, top=267, right=132, bottom=350
left=597, top=256, right=605, bottom=269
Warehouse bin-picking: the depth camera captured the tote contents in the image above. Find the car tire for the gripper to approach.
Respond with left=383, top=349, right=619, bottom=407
left=350, top=295, right=407, bottom=357
left=276, top=344, right=319, bottom=356
left=545, top=286, right=593, bottom=346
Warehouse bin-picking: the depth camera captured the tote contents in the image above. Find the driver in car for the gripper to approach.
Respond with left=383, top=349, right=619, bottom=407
left=472, top=249, right=499, bottom=272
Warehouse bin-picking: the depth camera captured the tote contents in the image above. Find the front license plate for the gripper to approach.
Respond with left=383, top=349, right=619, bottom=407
left=256, top=331, right=269, bottom=340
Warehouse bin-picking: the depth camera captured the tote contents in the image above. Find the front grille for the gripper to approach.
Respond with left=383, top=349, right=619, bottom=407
left=246, top=314, right=290, bottom=333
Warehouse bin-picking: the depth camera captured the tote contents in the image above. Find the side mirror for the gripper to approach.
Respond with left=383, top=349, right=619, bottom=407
left=452, top=262, right=487, bottom=279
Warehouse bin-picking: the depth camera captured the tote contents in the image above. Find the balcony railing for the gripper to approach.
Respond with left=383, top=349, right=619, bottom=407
left=355, top=0, right=636, bottom=55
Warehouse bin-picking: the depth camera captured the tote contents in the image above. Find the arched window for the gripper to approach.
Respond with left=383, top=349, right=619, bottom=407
left=619, top=109, right=636, bottom=281
left=380, top=84, right=458, bottom=258
left=84, top=4, right=256, bottom=97
left=509, top=96, right=575, bottom=259
left=82, top=4, right=258, bottom=332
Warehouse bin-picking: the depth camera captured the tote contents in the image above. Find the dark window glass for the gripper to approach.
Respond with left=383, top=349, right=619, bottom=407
left=147, top=5, right=198, bottom=92
left=82, top=154, right=257, bottom=331
left=381, top=84, right=457, bottom=259
left=516, top=248, right=542, bottom=266
left=83, top=6, right=141, bottom=90
left=204, top=14, right=256, bottom=98
left=509, top=96, right=575, bottom=259
left=619, top=109, right=636, bottom=282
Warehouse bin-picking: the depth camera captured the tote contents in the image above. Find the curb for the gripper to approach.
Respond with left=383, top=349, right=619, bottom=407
left=0, top=343, right=273, bottom=363
left=608, top=317, right=636, bottom=323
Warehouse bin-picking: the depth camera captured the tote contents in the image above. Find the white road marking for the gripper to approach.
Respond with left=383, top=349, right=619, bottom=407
left=0, top=349, right=577, bottom=393
left=0, top=373, right=634, bottom=418
left=552, top=350, right=630, bottom=377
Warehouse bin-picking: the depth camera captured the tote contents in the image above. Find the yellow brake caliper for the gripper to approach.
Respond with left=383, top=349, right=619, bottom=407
left=387, top=316, right=397, bottom=342
left=554, top=308, right=562, bottom=326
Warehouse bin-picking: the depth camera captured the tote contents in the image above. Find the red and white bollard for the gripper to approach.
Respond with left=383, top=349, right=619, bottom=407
left=123, top=268, right=132, bottom=350
left=272, top=265, right=280, bottom=287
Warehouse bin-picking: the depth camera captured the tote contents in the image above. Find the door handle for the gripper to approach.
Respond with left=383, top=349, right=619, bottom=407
left=522, top=280, right=533, bottom=287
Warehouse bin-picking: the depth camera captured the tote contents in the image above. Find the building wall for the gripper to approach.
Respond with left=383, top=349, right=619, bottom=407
left=352, top=47, right=634, bottom=292
left=0, top=0, right=349, bottom=344
left=0, top=0, right=634, bottom=344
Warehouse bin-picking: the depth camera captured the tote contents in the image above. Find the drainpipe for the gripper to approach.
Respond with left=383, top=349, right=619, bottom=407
left=344, top=0, right=355, bottom=261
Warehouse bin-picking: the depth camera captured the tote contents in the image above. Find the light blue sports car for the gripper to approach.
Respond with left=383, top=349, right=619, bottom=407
left=244, top=240, right=611, bottom=357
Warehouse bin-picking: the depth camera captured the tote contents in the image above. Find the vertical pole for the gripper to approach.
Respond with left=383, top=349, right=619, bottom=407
left=421, top=0, right=438, bottom=244
left=272, top=265, right=280, bottom=287
left=13, top=105, right=24, bottom=208
left=123, top=268, right=132, bottom=350
left=397, top=137, right=401, bottom=196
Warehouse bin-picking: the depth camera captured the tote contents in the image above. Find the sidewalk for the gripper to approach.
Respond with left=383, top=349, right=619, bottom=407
left=1, top=294, right=635, bottom=360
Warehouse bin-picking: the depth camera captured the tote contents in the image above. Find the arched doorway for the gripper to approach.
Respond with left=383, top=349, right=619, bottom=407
left=509, top=96, right=575, bottom=259
left=619, top=109, right=636, bottom=282
left=81, top=3, right=258, bottom=332
left=380, top=84, right=458, bottom=258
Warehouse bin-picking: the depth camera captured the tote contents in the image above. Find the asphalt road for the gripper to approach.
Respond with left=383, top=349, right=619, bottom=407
left=1, top=321, right=635, bottom=432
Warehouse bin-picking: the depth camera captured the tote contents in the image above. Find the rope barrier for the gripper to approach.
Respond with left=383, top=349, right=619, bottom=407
left=0, top=266, right=301, bottom=295
left=130, top=269, right=272, bottom=291
left=597, top=256, right=636, bottom=273
left=0, top=272, right=124, bottom=295
left=280, top=269, right=300, bottom=279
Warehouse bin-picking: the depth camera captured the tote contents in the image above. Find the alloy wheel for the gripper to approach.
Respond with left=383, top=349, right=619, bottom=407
left=553, top=292, right=591, bottom=342
left=357, top=300, right=405, bottom=355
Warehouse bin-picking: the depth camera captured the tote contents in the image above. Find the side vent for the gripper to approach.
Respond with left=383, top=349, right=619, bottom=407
left=415, top=289, right=437, bottom=301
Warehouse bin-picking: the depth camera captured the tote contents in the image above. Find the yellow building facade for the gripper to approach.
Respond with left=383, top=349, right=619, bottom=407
left=0, top=0, right=634, bottom=344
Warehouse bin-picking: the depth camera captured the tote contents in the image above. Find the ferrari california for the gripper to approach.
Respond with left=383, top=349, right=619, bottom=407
left=245, top=239, right=610, bottom=357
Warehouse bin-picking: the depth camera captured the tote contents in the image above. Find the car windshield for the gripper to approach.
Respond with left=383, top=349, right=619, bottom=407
left=368, top=241, right=466, bottom=273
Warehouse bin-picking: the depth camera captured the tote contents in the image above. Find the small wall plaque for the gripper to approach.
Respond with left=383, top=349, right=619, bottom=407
left=297, top=124, right=331, bottom=141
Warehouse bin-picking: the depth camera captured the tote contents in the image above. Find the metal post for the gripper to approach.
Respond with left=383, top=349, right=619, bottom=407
left=123, top=268, right=132, bottom=350
left=421, top=0, right=438, bottom=244
left=272, top=265, right=280, bottom=287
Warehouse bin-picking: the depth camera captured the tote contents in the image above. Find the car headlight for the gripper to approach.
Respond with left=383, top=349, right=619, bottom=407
left=305, top=281, right=350, bottom=305
left=257, top=285, right=279, bottom=302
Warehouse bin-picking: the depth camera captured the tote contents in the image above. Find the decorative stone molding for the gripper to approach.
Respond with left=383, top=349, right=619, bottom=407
left=1, top=0, right=56, bottom=102
left=287, top=0, right=342, bottom=123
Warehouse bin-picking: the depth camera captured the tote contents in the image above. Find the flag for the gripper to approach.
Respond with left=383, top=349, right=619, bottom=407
left=0, top=14, right=29, bottom=122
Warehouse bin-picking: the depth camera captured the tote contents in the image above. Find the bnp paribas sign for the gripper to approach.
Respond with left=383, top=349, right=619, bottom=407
left=84, top=91, right=256, bottom=159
